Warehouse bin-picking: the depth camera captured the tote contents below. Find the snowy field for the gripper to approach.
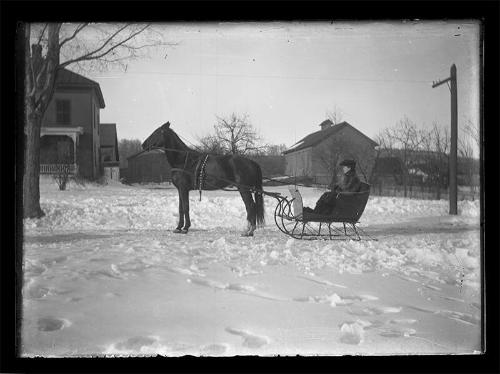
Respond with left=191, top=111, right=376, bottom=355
left=22, top=178, right=482, bottom=356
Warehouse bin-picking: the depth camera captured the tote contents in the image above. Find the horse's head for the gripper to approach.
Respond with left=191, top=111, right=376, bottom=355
left=142, top=121, right=171, bottom=151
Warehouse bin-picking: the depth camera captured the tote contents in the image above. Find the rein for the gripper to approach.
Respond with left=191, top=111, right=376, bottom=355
left=145, top=146, right=293, bottom=199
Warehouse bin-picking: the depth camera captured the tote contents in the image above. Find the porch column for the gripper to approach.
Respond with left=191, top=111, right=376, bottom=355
left=72, top=133, right=78, bottom=175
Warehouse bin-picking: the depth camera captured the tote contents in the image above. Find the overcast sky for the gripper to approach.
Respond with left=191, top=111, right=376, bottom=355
left=87, top=21, right=480, bottom=150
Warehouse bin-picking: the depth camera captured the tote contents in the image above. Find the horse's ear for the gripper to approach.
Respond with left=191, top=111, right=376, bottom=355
left=164, top=121, right=170, bottom=128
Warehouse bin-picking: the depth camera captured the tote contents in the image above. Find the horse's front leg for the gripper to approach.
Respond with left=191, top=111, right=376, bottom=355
left=181, top=188, right=191, bottom=233
left=174, top=188, right=185, bottom=233
left=174, top=187, right=191, bottom=234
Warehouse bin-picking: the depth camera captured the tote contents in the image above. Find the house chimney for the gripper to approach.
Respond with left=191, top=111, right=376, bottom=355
left=319, top=119, right=333, bottom=131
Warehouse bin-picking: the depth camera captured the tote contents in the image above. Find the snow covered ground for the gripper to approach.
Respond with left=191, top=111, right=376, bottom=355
left=22, top=178, right=482, bottom=356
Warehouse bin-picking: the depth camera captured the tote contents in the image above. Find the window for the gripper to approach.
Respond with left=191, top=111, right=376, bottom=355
left=56, top=100, right=71, bottom=124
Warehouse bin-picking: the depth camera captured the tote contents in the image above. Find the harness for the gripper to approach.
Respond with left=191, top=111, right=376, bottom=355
left=146, top=145, right=281, bottom=198
left=194, top=154, right=210, bottom=201
left=149, top=146, right=211, bottom=200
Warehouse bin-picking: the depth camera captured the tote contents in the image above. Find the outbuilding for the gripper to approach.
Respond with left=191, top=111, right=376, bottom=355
left=100, top=123, right=120, bottom=181
left=125, top=149, right=171, bottom=183
left=283, top=120, right=378, bottom=185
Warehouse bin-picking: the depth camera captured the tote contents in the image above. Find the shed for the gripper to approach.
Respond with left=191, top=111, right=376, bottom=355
left=126, top=149, right=172, bottom=183
left=100, top=123, right=120, bottom=181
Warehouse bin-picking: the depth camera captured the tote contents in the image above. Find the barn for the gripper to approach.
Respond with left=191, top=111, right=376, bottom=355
left=125, top=149, right=171, bottom=183
left=283, top=120, right=378, bottom=185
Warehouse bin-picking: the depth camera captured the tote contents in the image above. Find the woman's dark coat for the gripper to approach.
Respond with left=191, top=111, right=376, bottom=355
left=304, top=169, right=362, bottom=215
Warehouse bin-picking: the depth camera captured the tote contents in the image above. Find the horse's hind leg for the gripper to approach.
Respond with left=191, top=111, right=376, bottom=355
left=239, top=190, right=256, bottom=237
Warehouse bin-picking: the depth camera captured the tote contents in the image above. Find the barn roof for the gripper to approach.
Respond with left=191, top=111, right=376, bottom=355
left=56, top=68, right=105, bottom=108
left=283, top=121, right=378, bottom=154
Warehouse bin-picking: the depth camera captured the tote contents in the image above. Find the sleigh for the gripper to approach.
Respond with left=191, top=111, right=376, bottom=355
left=273, top=182, right=371, bottom=240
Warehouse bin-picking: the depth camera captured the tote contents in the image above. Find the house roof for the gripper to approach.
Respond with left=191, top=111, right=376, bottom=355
left=283, top=121, right=378, bottom=154
left=56, top=68, right=105, bottom=108
left=100, top=123, right=117, bottom=146
left=100, top=123, right=119, bottom=161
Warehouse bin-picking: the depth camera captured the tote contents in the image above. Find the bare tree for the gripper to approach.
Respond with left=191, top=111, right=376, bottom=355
left=212, top=113, right=264, bottom=155
left=51, top=148, right=73, bottom=191
left=463, top=119, right=480, bottom=149
left=317, top=139, right=345, bottom=185
left=421, top=123, right=450, bottom=199
left=420, top=127, right=435, bottom=194
left=382, top=117, right=424, bottom=197
left=22, top=23, right=172, bottom=218
left=262, top=143, right=288, bottom=156
left=197, top=134, right=226, bottom=155
left=325, top=105, right=345, bottom=125
left=118, top=138, right=143, bottom=168
left=458, top=124, right=478, bottom=199
left=316, top=137, right=376, bottom=187
left=420, top=125, right=440, bottom=198
left=371, top=131, right=404, bottom=195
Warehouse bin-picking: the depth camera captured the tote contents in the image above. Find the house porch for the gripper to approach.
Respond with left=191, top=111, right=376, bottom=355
left=40, top=127, right=83, bottom=175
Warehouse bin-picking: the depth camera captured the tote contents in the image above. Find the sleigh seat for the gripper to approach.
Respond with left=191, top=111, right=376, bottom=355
left=273, top=183, right=371, bottom=240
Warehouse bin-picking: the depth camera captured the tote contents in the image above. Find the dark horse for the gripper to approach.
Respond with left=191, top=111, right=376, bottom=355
left=142, top=122, right=265, bottom=236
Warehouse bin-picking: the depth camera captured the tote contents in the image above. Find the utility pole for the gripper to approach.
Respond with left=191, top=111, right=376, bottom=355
left=432, top=64, right=458, bottom=215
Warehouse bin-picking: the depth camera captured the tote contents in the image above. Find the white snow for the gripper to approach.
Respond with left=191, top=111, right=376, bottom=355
left=21, top=179, right=481, bottom=356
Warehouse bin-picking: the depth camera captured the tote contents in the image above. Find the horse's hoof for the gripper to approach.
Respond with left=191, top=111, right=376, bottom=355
left=173, top=228, right=183, bottom=234
left=181, top=229, right=189, bottom=234
left=241, top=232, right=254, bottom=237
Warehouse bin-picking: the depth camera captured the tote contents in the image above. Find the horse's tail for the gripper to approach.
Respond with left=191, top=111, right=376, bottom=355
left=255, top=164, right=265, bottom=227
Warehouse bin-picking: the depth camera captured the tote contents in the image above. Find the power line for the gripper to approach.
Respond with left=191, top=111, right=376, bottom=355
left=92, top=70, right=433, bottom=84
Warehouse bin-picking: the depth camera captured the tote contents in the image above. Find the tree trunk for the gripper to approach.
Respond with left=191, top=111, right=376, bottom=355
left=403, top=173, right=408, bottom=198
left=23, top=100, right=45, bottom=218
left=22, top=23, right=60, bottom=218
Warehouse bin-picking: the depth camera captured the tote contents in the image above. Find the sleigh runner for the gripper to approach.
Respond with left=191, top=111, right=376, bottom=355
left=273, top=182, right=372, bottom=240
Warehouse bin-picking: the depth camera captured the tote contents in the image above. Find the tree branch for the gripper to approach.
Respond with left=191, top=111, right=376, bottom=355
left=59, top=24, right=150, bottom=68
left=59, top=23, right=89, bottom=48
left=36, top=23, right=48, bottom=45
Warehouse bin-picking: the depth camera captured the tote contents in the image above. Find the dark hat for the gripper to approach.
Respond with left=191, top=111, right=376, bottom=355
left=339, top=159, right=356, bottom=168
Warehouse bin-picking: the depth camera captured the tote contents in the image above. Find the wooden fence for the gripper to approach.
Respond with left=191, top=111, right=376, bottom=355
left=40, top=164, right=77, bottom=175
left=370, top=185, right=479, bottom=201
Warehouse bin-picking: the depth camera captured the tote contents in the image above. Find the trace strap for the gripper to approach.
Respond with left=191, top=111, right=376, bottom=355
left=195, top=154, right=210, bottom=201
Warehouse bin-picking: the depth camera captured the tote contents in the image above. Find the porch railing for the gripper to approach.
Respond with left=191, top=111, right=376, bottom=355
left=40, top=164, right=78, bottom=175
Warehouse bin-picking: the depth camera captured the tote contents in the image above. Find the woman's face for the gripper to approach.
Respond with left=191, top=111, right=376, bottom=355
left=342, top=166, right=351, bottom=174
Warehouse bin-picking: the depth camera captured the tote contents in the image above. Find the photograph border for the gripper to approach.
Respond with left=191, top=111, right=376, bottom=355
left=2, top=1, right=498, bottom=373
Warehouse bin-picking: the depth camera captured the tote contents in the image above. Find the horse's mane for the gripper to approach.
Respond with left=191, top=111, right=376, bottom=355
left=167, top=126, right=198, bottom=154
